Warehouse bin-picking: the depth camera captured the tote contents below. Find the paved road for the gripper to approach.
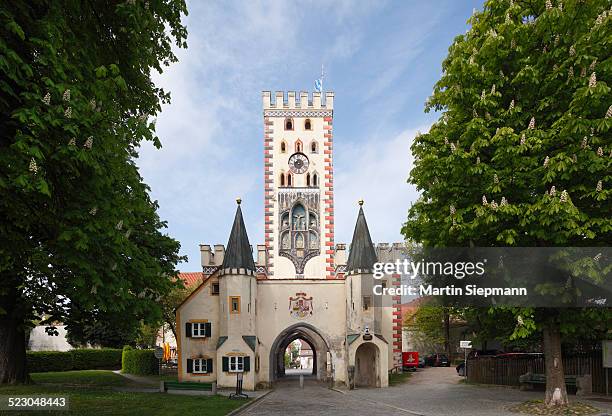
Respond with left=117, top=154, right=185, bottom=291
left=241, top=368, right=612, bottom=416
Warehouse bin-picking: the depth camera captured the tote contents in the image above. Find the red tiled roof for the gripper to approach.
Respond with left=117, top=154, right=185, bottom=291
left=178, top=272, right=204, bottom=287
left=399, top=297, right=426, bottom=317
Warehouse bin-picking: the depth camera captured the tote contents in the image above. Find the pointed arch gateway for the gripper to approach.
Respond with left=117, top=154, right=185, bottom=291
left=269, top=323, right=332, bottom=383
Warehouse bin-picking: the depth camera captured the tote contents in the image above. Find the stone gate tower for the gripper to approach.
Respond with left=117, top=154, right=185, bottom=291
left=262, top=91, right=335, bottom=279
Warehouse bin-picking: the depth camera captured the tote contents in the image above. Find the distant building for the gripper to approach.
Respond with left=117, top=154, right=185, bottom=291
left=28, top=325, right=72, bottom=351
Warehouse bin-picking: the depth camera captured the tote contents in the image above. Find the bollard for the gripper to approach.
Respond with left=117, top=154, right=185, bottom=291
left=160, top=380, right=165, bottom=393
left=212, top=381, right=217, bottom=394
left=300, top=374, right=304, bottom=389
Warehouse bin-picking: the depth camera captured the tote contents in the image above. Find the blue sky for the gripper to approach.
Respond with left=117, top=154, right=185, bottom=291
left=138, top=0, right=483, bottom=272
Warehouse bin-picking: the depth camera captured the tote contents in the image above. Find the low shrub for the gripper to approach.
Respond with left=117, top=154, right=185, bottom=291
left=27, top=349, right=122, bottom=373
left=121, top=347, right=158, bottom=375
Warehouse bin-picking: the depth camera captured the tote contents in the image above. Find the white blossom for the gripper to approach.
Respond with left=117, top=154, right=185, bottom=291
left=68, top=138, right=76, bottom=146
left=606, top=105, right=612, bottom=118
left=589, top=72, right=597, bottom=87
left=558, top=2, right=563, bottom=11
left=500, top=197, right=508, bottom=207
left=545, top=0, right=553, bottom=10
left=550, top=185, right=556, bottom=196
left=139, top=114, right=147, bottom=122
left=554, top=34, right=560, bottom=46
left=572, top=154, right=577, bottom=163
left=489, top=29, right=497, bottom=38
left=90, top=207, right=98, bottom=215
left=560, top=190, right=568, bottom=203
left=569, top=45, right=576, bottom=56
left=450, top=142, right=457, bottom=152
left=542, top=45, right=547, bottom=53
left=476, top=156, right=481, bottom=164
left=452, top=218, right=457, bottom=227
left=491, top=84, right=496, bottom=94
left=597, top=147, right=603, bottom=156
left=84, top=136, right=93, bottom=149
left=544, top=156, right=550, bottom=167
left=469, top=56, right=475, bottom=65
left=553, top=64, right=558, bottom=71
left=125, top=229, right=132, bottom=238
left=482, top=195, right=488, bottom=206
left=494, top=174, right=499, bottom=184
left=510, top=38, right=516, bottom=49
left=64, top=107, right=72, bottom=118
left=596, top=180, right=602, bottom=192
left=29, top=158, right=38, bottom=173
left=568, top=66, right=574, bottom=79
left=473, top=108, right=478, bottom=118
left=509, top=99, right=515, bottom=110
left=90, top=99, right=96, bottom=110
left=62, top=89, right=70, bottom=102
left=528, top=117, right=535, bottom=129
left=517, top=315, right=524, bottom=325
left=116, top=220, right=123, bottom=230
left=444, top=137, right=449, bottom=145
left=589, top=59, right=597, bottom=71
left=490, top=200, right=499, bottom=210
left=594, top=252, right=602, bottom=262
left=582, top=137, right=588, bottom=149
left=481, top=90, right=486, bottom=100
left=450, top=205, right=456, bottom=215
left=505, top=13, right=511, bottom=23
left=520, top=133, right=526, bottom=145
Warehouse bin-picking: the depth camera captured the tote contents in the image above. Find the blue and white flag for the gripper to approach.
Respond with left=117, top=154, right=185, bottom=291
left=314, top=78, right=322, bottom=93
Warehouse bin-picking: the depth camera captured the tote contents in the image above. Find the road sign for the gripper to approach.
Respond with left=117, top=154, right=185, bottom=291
left=154, top=346, right=164, bottom=359
left=460, top=341, right=472, bottom=349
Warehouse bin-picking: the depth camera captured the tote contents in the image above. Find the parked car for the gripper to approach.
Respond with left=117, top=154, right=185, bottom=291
left=424, top=353, right=450, bottom=367
left=418, top=356, right=426, bottom=368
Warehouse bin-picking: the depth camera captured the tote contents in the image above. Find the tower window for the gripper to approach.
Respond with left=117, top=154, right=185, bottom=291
left=285, top=118, right=293, bottom=130
left=281, top=140, right=287, bottom=153
left=310, top=141, right=318, bottom=153
left=230, top=296, right=240, bottom=314
left=287, top=173, right=292, bottom=187
left=306, top=173, right=311, bottom=187
left=280, top=173, right=285, bottom=186
left=363, top=296, right=371, bottom=311
left=312, top=173, right=318, bottom=187
left=295, top=140, right=302, bottom=153
left=304, top=119, right=312, bottom=130
left=212, top=283, right=220, bottom=295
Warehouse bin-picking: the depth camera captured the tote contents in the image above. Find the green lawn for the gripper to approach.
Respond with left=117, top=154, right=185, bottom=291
left=0, top=370, right=246, bottom=416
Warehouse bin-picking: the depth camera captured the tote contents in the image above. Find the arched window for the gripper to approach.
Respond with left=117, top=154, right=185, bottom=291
left=287, top=173, right=292, bottom=187
left=304, top=119, right=312, bottom=130
left=306, top=173, right=311, bottom=187
left=280, top=140, right=286, bottom=153
left=285, top=118, right=293, bottom=130
left=310, top=141, right=318, bottom=153
left=295, top=140, right=302, bottom=153
left=280, top=173, right=285, bottom=186
left=312, top=173, right=318, bottom=187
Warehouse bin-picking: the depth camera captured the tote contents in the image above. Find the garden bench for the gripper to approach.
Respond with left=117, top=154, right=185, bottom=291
left=160, top=380, right=216, bottom=394
left=519, top=373, right=577, bottom=391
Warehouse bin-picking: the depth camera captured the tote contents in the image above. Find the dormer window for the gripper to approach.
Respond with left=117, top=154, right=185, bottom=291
left=304, top=119, right=312, bottom=130
left=285, top=118, right=293, bottom=130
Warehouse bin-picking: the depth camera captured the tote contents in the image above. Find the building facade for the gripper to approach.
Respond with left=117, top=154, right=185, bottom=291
left=176, top=91, right=405, bottom=390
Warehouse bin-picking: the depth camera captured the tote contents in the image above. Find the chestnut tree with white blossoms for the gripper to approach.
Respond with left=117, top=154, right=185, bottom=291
left=404, top=0, right=611, bottom=406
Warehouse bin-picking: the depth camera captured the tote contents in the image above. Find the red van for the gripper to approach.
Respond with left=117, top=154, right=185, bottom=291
left=402, top=351, right=419, bottom=371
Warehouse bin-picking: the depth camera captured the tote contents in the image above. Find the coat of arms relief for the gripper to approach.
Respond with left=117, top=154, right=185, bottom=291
left=289, top=292, right=313, bottom=319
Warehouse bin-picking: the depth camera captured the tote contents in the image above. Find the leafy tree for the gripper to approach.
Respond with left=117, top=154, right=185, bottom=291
left=0, top=1, right=188, bottom=383
left=159, top=281, right=194, bottom=341
left=403, top=0, right=610, bottom=406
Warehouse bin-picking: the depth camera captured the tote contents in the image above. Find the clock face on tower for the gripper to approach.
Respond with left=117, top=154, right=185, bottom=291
left=288, top=152, right=309, bottom=174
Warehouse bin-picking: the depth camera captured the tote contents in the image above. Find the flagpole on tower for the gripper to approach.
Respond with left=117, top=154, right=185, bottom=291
left=320, top=64, right=324, bottom=93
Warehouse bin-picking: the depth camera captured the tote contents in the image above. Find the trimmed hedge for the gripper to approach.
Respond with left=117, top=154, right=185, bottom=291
left=121, top=346, right=158, bottom=375
left=27, top=349, right=122, bottom=373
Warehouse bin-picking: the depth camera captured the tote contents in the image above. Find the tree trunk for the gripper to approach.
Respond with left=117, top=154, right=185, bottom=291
left=443, top=309, right=451, bottom=360
left=0, top=289, right=29, bottom=384
left=542, top=321, right=568, bottom=406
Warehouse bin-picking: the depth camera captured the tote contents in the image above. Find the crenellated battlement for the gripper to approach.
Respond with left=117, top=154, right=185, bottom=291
left=262, top=91, right=334, bottom=111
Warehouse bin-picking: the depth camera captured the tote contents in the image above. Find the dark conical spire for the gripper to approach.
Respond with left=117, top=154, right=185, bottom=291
left=221, top=199, right=255, bottom=271
left=346, top=200, right=377, bottom=272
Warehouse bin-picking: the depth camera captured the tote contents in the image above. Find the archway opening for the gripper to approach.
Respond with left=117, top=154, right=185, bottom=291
left=283, top=338, right=315, bottom=377
left=355, top=342, right=378, bottom=387
left=269, top=323, right=331, bottom=383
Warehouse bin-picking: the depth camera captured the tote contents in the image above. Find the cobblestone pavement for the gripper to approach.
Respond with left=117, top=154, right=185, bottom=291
left=240, top=368, right=612, bottom=416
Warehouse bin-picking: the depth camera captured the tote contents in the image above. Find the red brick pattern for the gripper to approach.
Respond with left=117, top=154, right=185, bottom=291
left=263, top=116, right=274, bottom=277
left=323, top=116, right=335, bottom=279
left=391, top=273, right=403, bottom=367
